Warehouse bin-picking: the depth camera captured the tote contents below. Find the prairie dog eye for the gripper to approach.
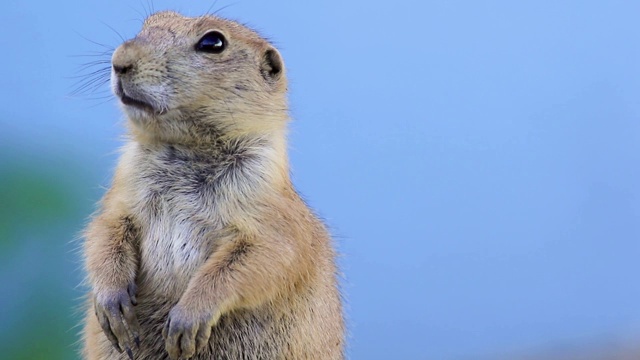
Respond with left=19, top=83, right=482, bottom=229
left=195, top=31, right=226, bottom=53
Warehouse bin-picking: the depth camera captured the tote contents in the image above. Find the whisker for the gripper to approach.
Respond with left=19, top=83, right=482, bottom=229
left=87, top=97, right=116, bottom=109
left=68, top=70, right=110, bottom=82
left=70, top=30, right=117, bottom=99
left=74, top=62, right=112, bottom=73
left=69, top=50, right=113, bottom=58
left=70, top=75, right=111, bottom=96
left=73, top=31, right=115, bottom=51
left=68, top=92, right=113, bottom=102
left=69, top=71, right=109, bottom=86
left=142, top=0, right=154, bottom=17
left=213, top=3, right=238, bottom=16
left=206, top=0, right=220, bottom=16
left=101, top=21, right=127, bottom=43
left=127, top=17, right=145, bottom=26
left=128, top=5, right=147, bottom=22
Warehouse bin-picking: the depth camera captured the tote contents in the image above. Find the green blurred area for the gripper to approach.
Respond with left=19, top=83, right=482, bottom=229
left=0, top=153, right=99, bottom=360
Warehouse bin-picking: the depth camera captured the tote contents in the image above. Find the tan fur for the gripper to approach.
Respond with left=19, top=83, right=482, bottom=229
left=82, top=11, right=344, bottom=360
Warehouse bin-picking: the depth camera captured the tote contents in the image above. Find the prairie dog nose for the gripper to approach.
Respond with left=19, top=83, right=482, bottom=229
left=112, top=63, right=132, bottom=75
left=112, top=39, right=143, bottom=76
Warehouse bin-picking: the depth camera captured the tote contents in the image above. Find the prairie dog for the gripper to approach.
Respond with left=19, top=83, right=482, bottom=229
left=82, top=11, right=344, bottom=360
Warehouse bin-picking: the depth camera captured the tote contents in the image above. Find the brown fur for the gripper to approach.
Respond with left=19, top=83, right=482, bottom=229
left=82, top=11, right=344, bottom=360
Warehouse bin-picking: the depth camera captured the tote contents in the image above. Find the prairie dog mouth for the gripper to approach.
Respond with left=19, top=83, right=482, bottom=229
left=115, top=80, right=157, bottom=114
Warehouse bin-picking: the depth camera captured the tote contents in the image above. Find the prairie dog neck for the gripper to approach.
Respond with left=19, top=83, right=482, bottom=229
left=126, top=111, right=290, bottom=149
left=124, top=127, right=290, bottom=192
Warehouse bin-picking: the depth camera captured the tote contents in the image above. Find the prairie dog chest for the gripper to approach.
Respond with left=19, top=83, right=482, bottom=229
left=125, top=143, right=248, bottom=288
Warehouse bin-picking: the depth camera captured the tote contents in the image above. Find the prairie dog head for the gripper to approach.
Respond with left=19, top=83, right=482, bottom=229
left=111, top=11, right=288, bottom=143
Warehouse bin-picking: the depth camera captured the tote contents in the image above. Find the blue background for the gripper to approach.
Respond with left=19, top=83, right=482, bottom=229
left=1, top=1, right=639, bottom=359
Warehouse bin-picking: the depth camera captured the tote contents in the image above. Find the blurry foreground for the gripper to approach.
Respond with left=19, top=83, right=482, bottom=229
left=0, top=150, right=93, bottom=359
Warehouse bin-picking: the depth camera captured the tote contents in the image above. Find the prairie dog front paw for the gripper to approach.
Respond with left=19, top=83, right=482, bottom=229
left=93, top=283, right=141, bottom=359
left=162, top=304, right=218, bottom=360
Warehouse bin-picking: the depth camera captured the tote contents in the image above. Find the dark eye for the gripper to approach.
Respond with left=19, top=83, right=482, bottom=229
left=195, top=31, right=226, bottom=53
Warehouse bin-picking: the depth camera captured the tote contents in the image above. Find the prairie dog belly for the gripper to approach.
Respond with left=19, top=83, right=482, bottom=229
left=138, top=213, right=213, bottom=297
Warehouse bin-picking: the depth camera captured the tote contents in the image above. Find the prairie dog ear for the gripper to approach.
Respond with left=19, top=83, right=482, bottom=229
left=260, top=46, right=284, bottom=83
